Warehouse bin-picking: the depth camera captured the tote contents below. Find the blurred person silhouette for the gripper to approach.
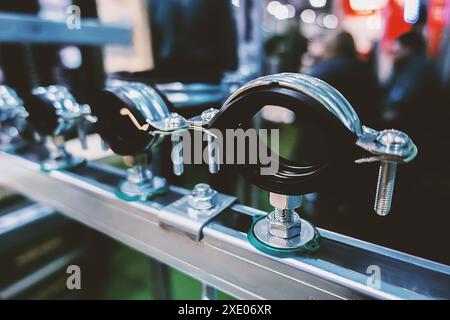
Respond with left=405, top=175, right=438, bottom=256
left=381, top=31, right=450, bottom=263
left=439, top=30, right=450, bottom=93
left=265, top=21, right=308, bottom=73
left=384, top=31, right=445, bottom=160
left=114, top=0, right=238, bottom=84
left=309, top=31, right=382, bottom=128
left=145, top=0, right=238, bottom=83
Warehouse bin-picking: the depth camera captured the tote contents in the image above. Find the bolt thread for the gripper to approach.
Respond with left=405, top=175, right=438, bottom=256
left=207, top=134, right=220, bottom=174
left=172, top=135, right=184, bottom=176
left=128, top=164, right=152, bottom=184
left=374, top=162, right=397, bottom=216
left=274, top=208, right=294, bottom=223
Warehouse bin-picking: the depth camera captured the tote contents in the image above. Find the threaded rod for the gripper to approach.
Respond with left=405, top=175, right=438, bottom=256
left=374, top=161, right=397, bottom=216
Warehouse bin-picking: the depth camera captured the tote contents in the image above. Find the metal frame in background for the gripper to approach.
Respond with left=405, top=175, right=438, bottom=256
left=0, top=12, right=131, bottom=45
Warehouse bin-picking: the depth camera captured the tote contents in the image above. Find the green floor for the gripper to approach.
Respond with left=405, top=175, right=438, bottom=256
left=103, top=244, right=234, bottom=300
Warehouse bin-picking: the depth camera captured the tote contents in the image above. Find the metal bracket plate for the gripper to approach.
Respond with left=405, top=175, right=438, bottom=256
left=159, top=193, right=237, bottom=241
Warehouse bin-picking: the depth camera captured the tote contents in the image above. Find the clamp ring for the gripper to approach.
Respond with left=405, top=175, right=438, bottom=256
left=209, top=73, right=362, bottom=195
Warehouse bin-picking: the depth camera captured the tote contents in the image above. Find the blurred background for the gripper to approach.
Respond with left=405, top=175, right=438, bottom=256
left=0, top=0, right=449, bottom=299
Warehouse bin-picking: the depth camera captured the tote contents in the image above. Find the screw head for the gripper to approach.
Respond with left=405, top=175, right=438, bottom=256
left=188, top=183, right=217, bottom=211
left=167, top=113, right=186, bottom=130
left=201, top=108, right=219, bottom=122
left=377, top=130, right=411, bottom=152
left=192, top=183, right=213, bottom=197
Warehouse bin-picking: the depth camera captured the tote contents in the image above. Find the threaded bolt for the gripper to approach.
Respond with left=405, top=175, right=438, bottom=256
left=373, top=130, right=410, bottom=216
left=374, top=161, right=397, bottom=216
left=167, top=113, right=186, bottom=176
left=273, top=208, right=294, bottom=223
left=171, top=134, right=184, bottom=176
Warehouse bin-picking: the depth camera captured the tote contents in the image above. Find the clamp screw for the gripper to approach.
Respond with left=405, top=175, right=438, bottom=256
left=188, top=183, right=217, bottom=211
left=200, top=108, right=221, bottom=174
left=374, top=130, right=410, bottom=216
left=167, top=113, right=186, bottom=176
left=201, top=108, right=219, bottom=122
left=193, top=183, right=213, bottom=197
left=167, top=113, right=185, bottom=130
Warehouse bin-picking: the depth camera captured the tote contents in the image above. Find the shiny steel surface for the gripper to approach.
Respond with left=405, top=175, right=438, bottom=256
left=0, top=86, right=26, bottom=121
left=160, top=186, right=236, bottom=241
left=223, top=73, right=363, bottom=136
left=109, top=82, right=172, bottom=132
left=0, top=86, right=27, bottom=148
left=254, top=215, right=316, bottom=249
left=32, top=85, right=85, bottom=120
left=223, top=73, right=418, bottom=163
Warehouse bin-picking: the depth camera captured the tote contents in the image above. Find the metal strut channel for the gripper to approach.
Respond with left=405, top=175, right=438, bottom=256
left=0, top=150, right=449, bottom=300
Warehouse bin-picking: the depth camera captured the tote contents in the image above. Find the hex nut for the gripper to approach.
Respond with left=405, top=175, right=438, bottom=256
left=188, top=184, right=217, bottom=211
left=268, top=212, right=302, bottom=239
left=269, top=193, right=302, bottom=210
